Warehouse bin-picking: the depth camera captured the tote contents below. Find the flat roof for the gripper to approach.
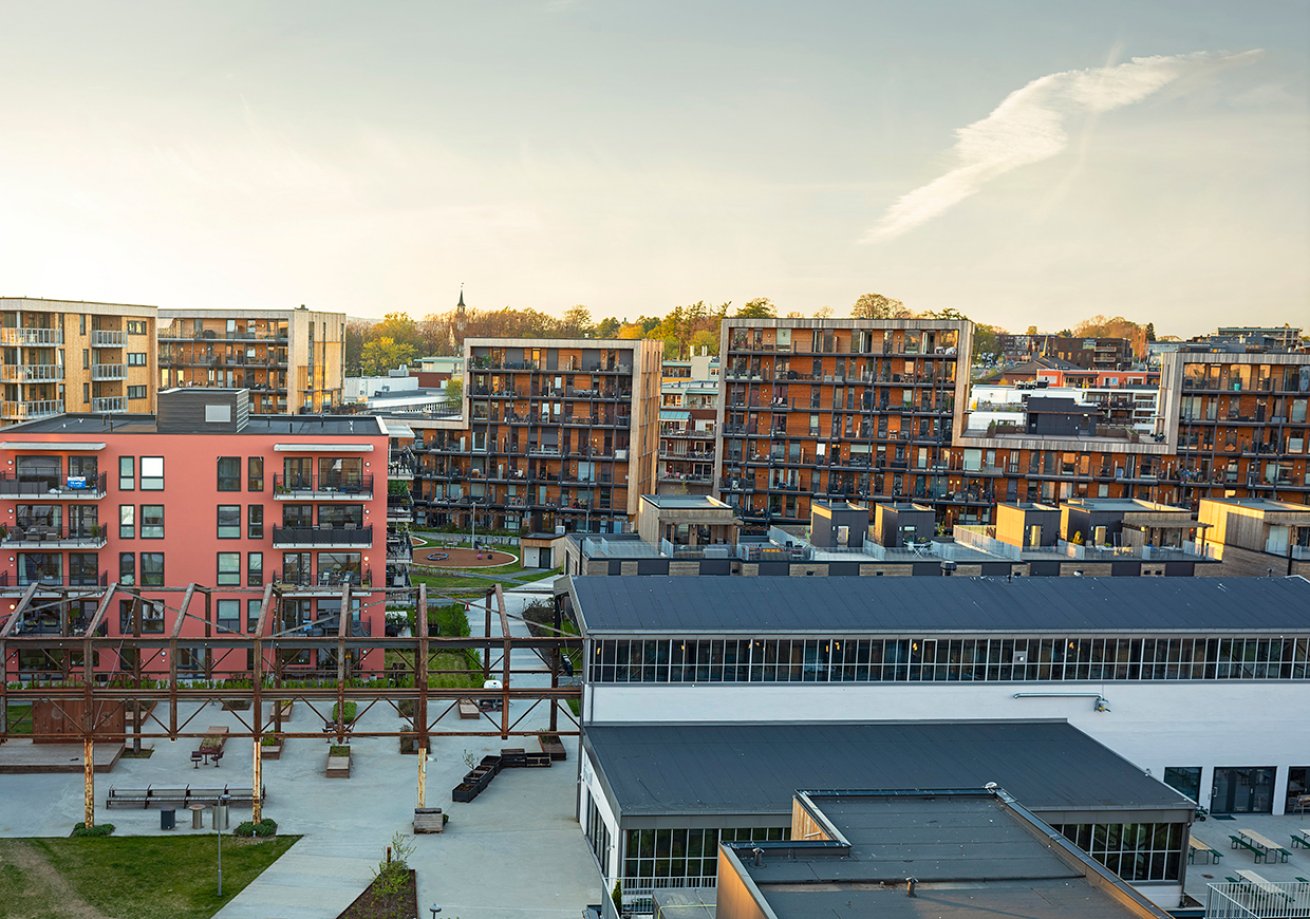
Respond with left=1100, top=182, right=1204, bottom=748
left=570, top=575, right=1310, bottom=635
left=639, top=494, right=731, bottom=510
left=733, top=792, right=1167, bottom=918
left=1, top=413, right=387, bottom=437
left=1203, top=497, right=1310, bottom=512
left=583, top=721, right=1191, bottom=819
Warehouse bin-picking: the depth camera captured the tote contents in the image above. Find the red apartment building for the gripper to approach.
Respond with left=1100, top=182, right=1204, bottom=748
left=0, top=388, right=389, bottom=680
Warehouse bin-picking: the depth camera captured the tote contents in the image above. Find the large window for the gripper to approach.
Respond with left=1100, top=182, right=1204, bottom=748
left=248, top=552, right=263, bottom=587
left=217, top=457, right=241, bottom=492
left=217, top=505, right=241, bottom=538
left=216, top=599, right=241, bottom=633
left=622, top=826, right=788, bottom=883
left=68, top=553, right=99, bottom=586
left=248, top=505, right=264, bottom=539
left=217, top=552, right=241, bottom=586
left=119, top=505, right=135, bottom=539
left=318, top=505, right=364, bottom=528
left=247, top=457, right=264, bottom=492
left=140, top=505, right=164, bottom=539
left=119, top=456, right=135, bottom=491
left=17, top=553, right=61, bottom=586
left=140, top=553, right=164, bottom=586
left=1163, top=767, right=1202, bottom=803
left=119, top=553, right=135, bottom=586
left=589, top=635, right=1310, bottom=684
left=1054, top=823, right=1183, bottom=882
left=140, top=456, right=164, bottom=490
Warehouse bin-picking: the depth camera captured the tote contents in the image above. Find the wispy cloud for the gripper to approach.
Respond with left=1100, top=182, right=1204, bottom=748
left=862, top=50, right=1262, bottom=243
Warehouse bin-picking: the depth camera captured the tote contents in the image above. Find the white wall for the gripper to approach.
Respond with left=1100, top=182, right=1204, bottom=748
left=586, top=681, right=1310, bottom=815
left=580, top=747, right=622, bottom=882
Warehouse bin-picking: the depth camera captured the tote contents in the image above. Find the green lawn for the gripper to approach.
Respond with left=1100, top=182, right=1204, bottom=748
left=0, top=835, right=297, bottom=919
left=4, top=701, right=33, bottom=735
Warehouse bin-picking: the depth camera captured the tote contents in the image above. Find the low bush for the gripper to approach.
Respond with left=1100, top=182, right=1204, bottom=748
left=329, top=744, right=351, bottom=757
left=260, top=734, right=281, bottom=747
left=71, top=822, right=114, bottom=837
left=331, top=701, right=358, bottom=723
left=235, top=818, right=279, bottom=838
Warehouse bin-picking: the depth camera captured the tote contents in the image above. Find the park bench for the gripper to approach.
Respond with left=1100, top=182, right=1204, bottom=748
left=1238, top=828, right=1291, bottom=863
left=1230, top=835, right=1266, bottom=861
left=1290, top=828, right=1310, bottom=849
left=457, top=698, right=480, bottom=720
left=1188, top=836, right=1222, bottom=865
left=106, top=784, right=263, bottom=809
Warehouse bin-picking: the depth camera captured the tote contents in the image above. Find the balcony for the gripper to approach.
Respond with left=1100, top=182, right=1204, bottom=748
left=92, top=396, right=127, bottom=413
left=160, top=329, right=289, bottom=343
left=0, top=327, right=63, bottom=346
left=0, top=472, right=107, bottom=499
left=0, top=364, right=64, bottom=383
left=272, top=474, right=374, bottom=500
left=272, top=525, right=373, bottom=548
left=91, top=363, right=126, bottom=381
left=2, top=525, right=108, bottom=549
left=1, top=399, right=64, bottom=421
left=388, top=460, right=416, bottom=481
left=387, top=499, right=414, bottom=522
left=90, top=329, right=127, bottom=347
left=273, top=567, right=374, bottom=590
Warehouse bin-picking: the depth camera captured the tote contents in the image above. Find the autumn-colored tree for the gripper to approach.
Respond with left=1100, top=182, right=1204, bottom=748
left=617, top=322, right=646, bottom=339
left=689, top=329, right=718, bottom=354
left=359, top=336, right=418, bottom=375
left=852, top=292, right=910, bottom=319
left=557, top=305, right=594, bottom=338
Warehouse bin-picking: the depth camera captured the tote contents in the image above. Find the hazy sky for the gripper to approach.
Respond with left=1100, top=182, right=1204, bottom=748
left=1, top=1, right=1306, bottom=335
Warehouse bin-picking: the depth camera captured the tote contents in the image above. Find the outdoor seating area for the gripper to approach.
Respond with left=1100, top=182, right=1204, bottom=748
left=192, top=725, right=228, bottom=768
left=1189, top=835, right=1223, bottom=865
left=106, top=784, right=265, bottom=809
left=1231, top=828, right=1294, bottom=864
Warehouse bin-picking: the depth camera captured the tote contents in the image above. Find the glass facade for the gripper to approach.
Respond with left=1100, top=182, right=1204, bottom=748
left=622, top=826, right=788, bottom=883
left=590, top=635, right=1310, bottom=684
left=1053, top=823, right=1184, bottom=882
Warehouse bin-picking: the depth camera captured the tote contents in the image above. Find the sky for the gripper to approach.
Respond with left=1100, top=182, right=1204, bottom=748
left=0, top=1, right=1306, bottom=336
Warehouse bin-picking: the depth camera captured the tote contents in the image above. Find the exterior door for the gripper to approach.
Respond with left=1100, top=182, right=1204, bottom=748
left=1210, top=767, right=1276, bottom=815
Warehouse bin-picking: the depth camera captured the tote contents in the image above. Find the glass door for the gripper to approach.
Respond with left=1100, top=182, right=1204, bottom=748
left=1210, top=767, right=1276, bottom=814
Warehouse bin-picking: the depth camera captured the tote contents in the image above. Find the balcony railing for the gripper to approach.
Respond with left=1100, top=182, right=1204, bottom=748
left=0, top=327, right=63, bottom=346
left=2, top=525, right=108, bottom=548
left=0, top=364, right=64, bottom=383
left=90, top=329, right=127, bottom=347
left=0, top=472, right=107, bottom=499
left=13, top=572, right=109, bottom=590
left=1, top=399, right=64, bottom=421
left=272, top=525, right=373, bottom=547
left=91, top=396, right=127, bottom=413
left=272, top=474, right=374, bottom=499
left=91, top=363, right=126, bottom=381
left=273, top=567, right=373, bottom=588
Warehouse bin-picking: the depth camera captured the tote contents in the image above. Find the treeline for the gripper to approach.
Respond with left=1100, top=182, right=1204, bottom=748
left=346, top=292, right=1156, bottom=375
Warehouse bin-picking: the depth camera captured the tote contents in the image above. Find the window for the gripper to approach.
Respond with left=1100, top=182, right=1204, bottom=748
left=119, top=553, right=135, bottom=586
left=127, top=385, right=147, bottom=400
left=119, top=599, right=164, bottom=634
left=1054, top=823, right=1183, bottom=882
left=217, top=552, right=241, bottom=586
left=216, top=599, right=241, bottom=634
left=217, top=457, right=241, bottom=491
left=217, top=505, right=241, bottom=538
left=140, top=553, right=164, bottom=586
left=1163, top=767, right=1202, bottom=803
left=140, top=456, right=163, bottom=490
left=127, top=320, right=147, bottom=335
left=248, top=457, right=264, bottom=491
left=247, top=600, right=262, bottom=633
left=248, top=505, right=264, bottom=539
left=119, top=505, right=135, bottom=539
left=140, top=505, right=164, bottom=539
left=68, top=554, right=99, bottom=586
left=119, top=456, right=135, bottom=491
left=127, top=352, right=147, bottom=366
left=248, top=552, right=263, bottom=587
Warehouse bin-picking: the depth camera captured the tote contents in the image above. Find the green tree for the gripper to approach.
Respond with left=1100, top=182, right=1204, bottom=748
left=735, top=297, right=776, bottom=319
left=372, top=312, right=423, bottom=350
left=442, top=375, right=463, bottom=411
left=852, top=292, right=910, bottom=319
left=689, top=329, right=719, bottom=354
left=345, top=320, right=370, bottom=375
left=359, top=336, right=417, bottom=375
left=1145, top=322, right=1156, bottom=342
left=558, top=305, right=594, bottom=338
left=595, top=317, right=622, bottom=338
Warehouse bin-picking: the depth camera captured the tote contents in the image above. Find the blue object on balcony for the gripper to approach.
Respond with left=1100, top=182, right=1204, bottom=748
left=66, top=476, right=87, bottom=489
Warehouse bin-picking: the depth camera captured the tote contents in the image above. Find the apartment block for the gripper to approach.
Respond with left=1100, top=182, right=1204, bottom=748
left=715, top=318, right=970, bottom=527
left=0, top=388, right=389, bottom=679
left=1, top=297, right=157, bottom=422
left=409, top=338, right=663, bottom=534
left=159, top=306, right=346, bottom=414
left=657, top=379, right=718, bottom=495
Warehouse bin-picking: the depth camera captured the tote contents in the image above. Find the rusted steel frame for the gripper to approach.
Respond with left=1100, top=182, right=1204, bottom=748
left=1, top=583, right=42, bottom=637
left=416, top=585, right=429, bottom=754
left=496, top=586, right=510, bottom=739
left=335, top=583, right=350, bottom=743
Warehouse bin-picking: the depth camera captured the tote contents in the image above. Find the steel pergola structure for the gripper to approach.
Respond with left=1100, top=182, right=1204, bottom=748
left=0, top=582, right=581, bottom=826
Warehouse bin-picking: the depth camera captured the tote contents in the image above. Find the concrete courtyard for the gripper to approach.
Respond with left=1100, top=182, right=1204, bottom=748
left=0, top=585, right=600, bottom=919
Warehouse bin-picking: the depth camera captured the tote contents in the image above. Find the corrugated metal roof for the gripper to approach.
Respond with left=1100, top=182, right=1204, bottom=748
left=584, top=721, right=1192, bottom=818
left=571, top=575, right=1310, bottom=634
left=659, top=409, right=691, bottom=421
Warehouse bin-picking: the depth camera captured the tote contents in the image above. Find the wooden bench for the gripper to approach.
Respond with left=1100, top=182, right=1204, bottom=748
left=1188, top=836, right=1222, bottom=864
left=106, top=784, right=263, bottom=809
left=1230, top=835, right=1266, bottom=861
left=457, top=699, right=480, bottom=720
left=1238, top=828, right=1291, bottom=863
left=1290, top=828, right=1310, bottom=849
left=413, top=807, right=444, bottom=834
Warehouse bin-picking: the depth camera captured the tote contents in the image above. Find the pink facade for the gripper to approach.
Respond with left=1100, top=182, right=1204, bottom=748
left=1, top=413, right=389, bottom=678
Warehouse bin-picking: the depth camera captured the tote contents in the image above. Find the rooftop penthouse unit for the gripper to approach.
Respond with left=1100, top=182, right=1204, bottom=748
left=410, top=337, right=663, bottom=535
left=1197, top=497, right=1310, bottom=577
left=568, top=575, right=1310, bottom=819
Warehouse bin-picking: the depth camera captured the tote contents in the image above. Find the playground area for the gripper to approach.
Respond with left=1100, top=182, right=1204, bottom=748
left=417, top=545, right=517, bottom=568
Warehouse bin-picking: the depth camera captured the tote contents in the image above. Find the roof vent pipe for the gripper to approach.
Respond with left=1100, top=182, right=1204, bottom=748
left=906, top=877, right=918, bottom=897
left=752, top=847, right=764, bottom=867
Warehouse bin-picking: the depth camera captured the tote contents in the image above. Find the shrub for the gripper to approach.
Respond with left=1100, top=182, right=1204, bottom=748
left=260, top=734, right=280, bottom=747
left=234, top=817, right=278, bottom=838
left=331, top=701, right=358, bottom=723
left=329, top=744, right=351, bottom=757
left=71, top=822, right=114, bottom=837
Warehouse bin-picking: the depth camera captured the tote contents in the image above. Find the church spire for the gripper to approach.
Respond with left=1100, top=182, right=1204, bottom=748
left=457, top=283, right=466, bottom=309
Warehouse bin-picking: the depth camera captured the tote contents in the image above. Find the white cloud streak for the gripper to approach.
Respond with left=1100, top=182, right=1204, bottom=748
left=863, top=50, right=1263, bottom=243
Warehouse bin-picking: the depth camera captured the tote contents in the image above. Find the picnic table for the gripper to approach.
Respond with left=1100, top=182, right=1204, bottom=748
left=1188, top=836, right=1223, bottom=865
left=199, top=726, right=229, bottom=754
left=1236, top=828, right=1292, bottom=863
left=1291, top=828, right=1310, bottom=849
left=1236, top=869, right=1293, bottom=901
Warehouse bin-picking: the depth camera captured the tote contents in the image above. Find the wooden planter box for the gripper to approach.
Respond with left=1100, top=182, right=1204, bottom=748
left=525, top=752, right=553, bottom=768
left=457, top=698, right=480, bottom=720
left=413, top=807, right=444, bottom=834
left=261, top=740, right=283, bottom=760
left=479, top=755, right=502, bottom=775
left=222, top=699, right=252, bottom=712
left=326, top=750, right=352, bottom=778
left=399, top=736, right=431, bottom=755
left=451, top=783, right=478, bottom=803
left=539, top=733, right=566, bottom=761
left=500, top=748, right=527, bottom=768
left=275, top=700, right=294, bottom=718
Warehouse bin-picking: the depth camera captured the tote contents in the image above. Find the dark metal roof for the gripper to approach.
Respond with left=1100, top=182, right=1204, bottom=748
left=571, top=574, right=1310, bottom=634
left=583, top=721, right=1193, bottom=818
left=3, top=413, right=386, bottom=437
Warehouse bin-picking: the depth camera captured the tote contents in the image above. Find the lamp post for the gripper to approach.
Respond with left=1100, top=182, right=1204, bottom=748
left=215, top=792, right=230, bottom=896
left=429, top=906, right=442, bottom=918
left=469, top=499, right=478, bottom=552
